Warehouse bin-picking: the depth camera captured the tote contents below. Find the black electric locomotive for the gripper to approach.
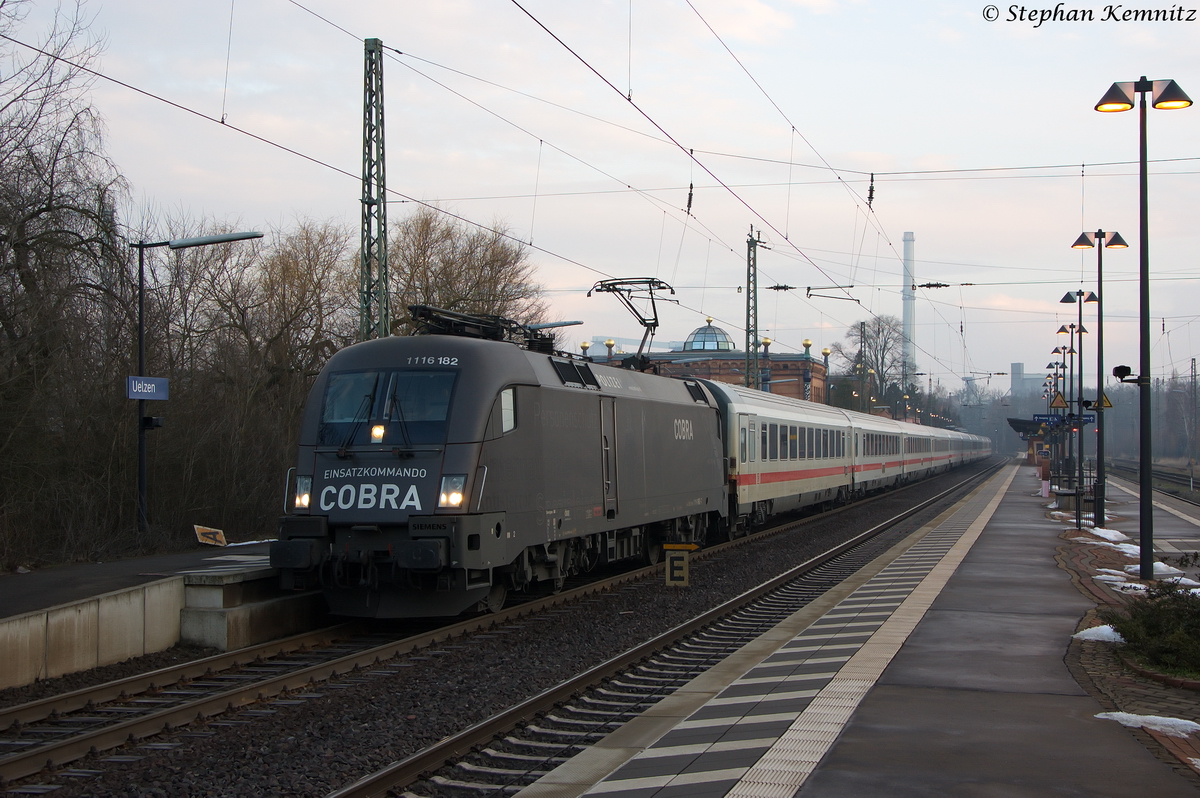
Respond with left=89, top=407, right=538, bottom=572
left=272, top=306, right=992, bottom=619
left=271, top=307, right=726, bottom=618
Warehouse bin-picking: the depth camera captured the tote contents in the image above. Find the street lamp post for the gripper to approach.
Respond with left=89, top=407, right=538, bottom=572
left=1071, top=231, right=1128, bottom=528
left=1056, top=328, right=1075, bottom=490
left=129, top=231, right=263, bottom=537
left=1096, top=76, right=1192, bottom=579
left=760, top=337, right=772, bottom=392
left=1061, top=291, right=1097, bottom=528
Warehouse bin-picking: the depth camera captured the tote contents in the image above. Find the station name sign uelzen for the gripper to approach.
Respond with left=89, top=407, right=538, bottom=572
left=126, top=376, right=169, bottom=401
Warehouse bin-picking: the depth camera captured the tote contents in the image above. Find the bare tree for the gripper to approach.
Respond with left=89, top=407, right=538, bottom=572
left=388, top=206, right=547, bottom=334
left=137, top=219, right=357, bottom=545
left=829, top=315, right=905, bottom=401
left=0, top=1, right=133, bottom=564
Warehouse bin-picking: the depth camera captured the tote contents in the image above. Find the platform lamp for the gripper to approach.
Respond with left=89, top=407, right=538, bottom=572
left=760, top=337, right=772, bottom=391
left=1055, top=328, right=1075, bottom=491
left=1061, top=292, right=1098, bottom=528
left=130, top=230, right=263, bottom=537
left=1096, top=76, right=1192, bottom=579
left=1071, top=231, right=1128, bottom=529
left=821, top=347, right=832, bottom=403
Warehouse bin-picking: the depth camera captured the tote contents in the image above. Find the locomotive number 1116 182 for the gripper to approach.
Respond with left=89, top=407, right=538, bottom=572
left=406, top=356, right=459, bottom=366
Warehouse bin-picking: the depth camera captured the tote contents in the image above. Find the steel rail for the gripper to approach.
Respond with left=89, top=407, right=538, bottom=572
left=2, top=458, right=998, bottom=786
left=327, top=459, right=1006, bottom=798
left=0, top=508, right=796, bottom=783
left=0, top=623, right=360, bottom=730
left=0, top=456, right=951, bottom=732
left=1107, top=465, right=1200, bottom=508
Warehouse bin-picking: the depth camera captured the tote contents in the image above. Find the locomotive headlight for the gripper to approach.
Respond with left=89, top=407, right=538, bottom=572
left=438, top=475, right=467, bottom=508
left=370, top=424, right=385, bottom=442
left=294, top=475, right=312, bottom=510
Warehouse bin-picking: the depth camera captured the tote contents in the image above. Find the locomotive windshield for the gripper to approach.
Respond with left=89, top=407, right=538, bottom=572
left=318, top=369, right=458, bottom=447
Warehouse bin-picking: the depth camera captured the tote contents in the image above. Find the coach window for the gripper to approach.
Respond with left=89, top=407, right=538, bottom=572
left=789, top=426, right=798, bottom=459
left=740, top=427, right=747, bottom=464
left=778, top=424, right=787, bottom=461
left=761, top=425, right=768, bottom=461
left=806, top=427, right=814, bottom=459
left=768, top=423, right=778, bottom=460
left=749, top=421, right=757, bottom=462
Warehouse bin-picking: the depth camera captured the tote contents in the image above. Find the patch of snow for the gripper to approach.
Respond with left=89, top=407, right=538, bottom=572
left=1123, top=562, right=1185, bottom=577
left=1070, top=539, right=1140, bottom=558
left=1115, top=582, right=1149, bottom=593
left=1191, top=757, right=1200, bottom=771
left=1073, top=625, right=1125, bottom=643
left=1095, top=712, right=1200, bottom=738
left=1046, top=501, right=1059, bottom=509
left=228, top=538, right=276, bottom=547
left=1165, top=576, right=1200, bottom=587
left=1090, top=528, right=1131, bottom=542
left=1093, top=574, right=1127, bottom=583
left=1097, top=568, right=1129, bottom=577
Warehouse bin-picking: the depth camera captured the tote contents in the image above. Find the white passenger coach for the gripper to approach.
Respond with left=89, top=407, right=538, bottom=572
left=702, top=382, right=991, bottom=529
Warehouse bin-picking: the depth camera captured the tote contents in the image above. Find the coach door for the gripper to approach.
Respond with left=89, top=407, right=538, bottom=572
left=738, top=413, right=757, bottom=498
left=600, top=397, right=618, bottom=518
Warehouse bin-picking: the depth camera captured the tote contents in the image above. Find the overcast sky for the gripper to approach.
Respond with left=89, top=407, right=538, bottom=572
left=21, top=0, right=1200, bottom=395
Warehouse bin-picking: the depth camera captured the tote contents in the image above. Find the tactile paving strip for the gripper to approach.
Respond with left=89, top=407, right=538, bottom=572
left=583, top=465, right=1018, bottom=797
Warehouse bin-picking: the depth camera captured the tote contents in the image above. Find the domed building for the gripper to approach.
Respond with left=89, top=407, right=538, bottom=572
left=587, top=318, right=830, bottom=403
left=680, top=321, right=737, bottom=352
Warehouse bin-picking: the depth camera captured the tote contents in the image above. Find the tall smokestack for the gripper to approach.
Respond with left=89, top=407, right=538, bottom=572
left=902, top=232, right=916, bottom=378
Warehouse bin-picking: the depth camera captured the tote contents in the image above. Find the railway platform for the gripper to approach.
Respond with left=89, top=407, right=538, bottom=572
left=522, top=463, right=1200, bottom=797
left=0, top=542, right=272, bottom=621
left=0, top=541, right=332, bottom=691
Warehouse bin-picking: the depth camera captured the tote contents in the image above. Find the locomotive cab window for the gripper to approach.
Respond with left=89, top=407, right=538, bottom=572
left=501, top=388, right=516, bottom=433
left=318, top=369, right=458, bottom=447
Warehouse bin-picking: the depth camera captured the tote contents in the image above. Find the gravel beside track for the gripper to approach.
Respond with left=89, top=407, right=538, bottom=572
left=8, top=463, right=994, bottom=796
left=0, top=645, right=220, bottom=712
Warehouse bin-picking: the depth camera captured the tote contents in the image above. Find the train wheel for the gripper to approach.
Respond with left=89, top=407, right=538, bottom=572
left=483, top=583, right=507, bottom=613
left=644, top=536, right=663, bottom=566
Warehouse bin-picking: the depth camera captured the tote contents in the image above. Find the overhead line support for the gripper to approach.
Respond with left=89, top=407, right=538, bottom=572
left=361, top=37, right=389, bottom=340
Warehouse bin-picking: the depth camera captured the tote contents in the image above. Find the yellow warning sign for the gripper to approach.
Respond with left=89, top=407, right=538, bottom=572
left=1100, top=392, right=1113, bottom=409
left=1049, top=391, right=1068, bottom=409
left=194, top=525, right=227, bottom=546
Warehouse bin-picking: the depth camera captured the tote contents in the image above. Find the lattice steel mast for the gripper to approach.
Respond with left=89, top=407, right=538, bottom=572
left=360, top=38, right=389, bottom=340
left=745, top=227, right=763, bottom=389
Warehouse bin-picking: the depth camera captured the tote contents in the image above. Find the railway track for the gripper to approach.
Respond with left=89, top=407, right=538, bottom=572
left=1109, top=459, right=1200, bottom=506
left=329, top=460, right=1006, bottom=798
left=0, top=460, right=1001, bottom=790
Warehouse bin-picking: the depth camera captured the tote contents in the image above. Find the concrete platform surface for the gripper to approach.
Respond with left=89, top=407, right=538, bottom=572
left=0, top=543, right=271, bottom=620
left=521, top=464, right=1200, bottom=798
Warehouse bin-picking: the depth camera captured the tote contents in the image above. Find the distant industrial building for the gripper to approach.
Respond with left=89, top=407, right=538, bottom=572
left=1010, top=363, right=1047, bottom=398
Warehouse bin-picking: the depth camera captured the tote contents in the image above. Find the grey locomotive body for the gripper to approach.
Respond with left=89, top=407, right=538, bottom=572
left=272, top=333, right=727, bottom=618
